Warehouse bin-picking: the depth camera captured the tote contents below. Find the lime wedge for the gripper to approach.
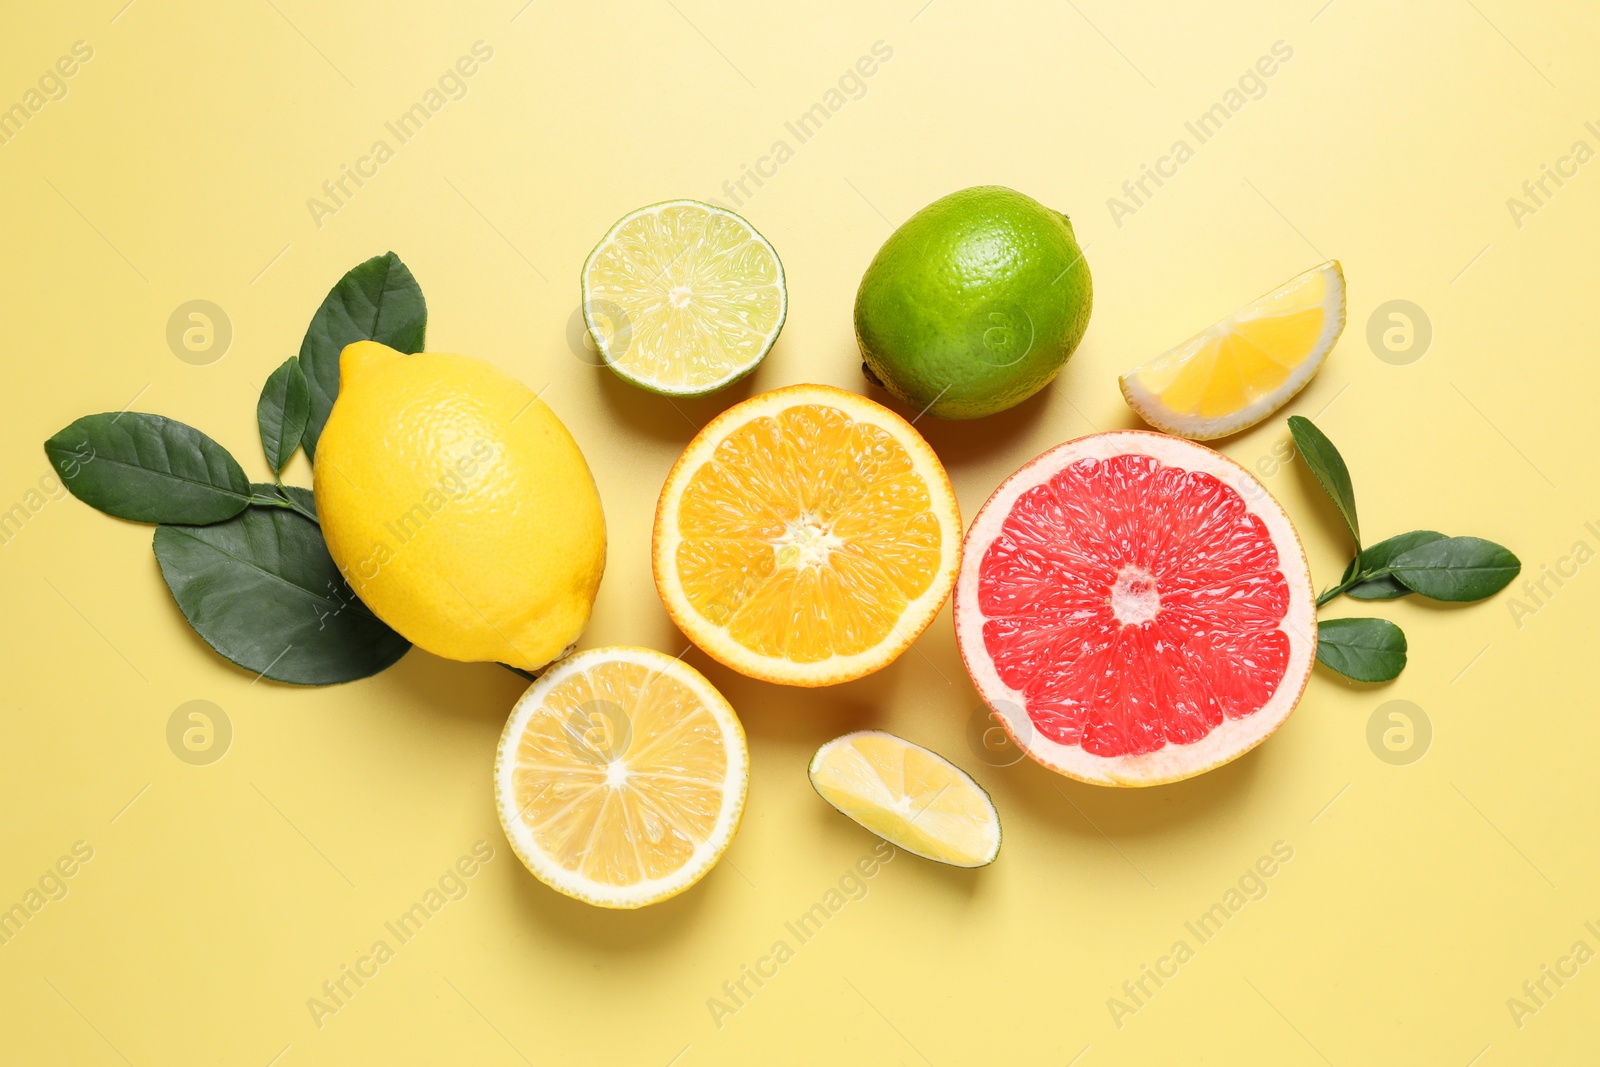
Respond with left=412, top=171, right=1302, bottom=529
left=809, top=731, right=1001, bottom=867
left=581, top=200, right=786, bottom=396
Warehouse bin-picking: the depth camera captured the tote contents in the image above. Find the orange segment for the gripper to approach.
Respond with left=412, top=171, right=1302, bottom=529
left=654, top=385, right=961, bottom=687
left=675, top=537, right=777, bottom=627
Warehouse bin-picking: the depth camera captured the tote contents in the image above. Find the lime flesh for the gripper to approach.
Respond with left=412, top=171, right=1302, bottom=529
left=582, top=200, right=786, bottom=397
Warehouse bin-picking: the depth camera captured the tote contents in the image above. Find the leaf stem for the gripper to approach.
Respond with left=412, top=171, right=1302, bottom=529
left=261, top=476, right=321, bottom=525
left=1316, top=578, right=1356, bottom=608
left=1317, top=565, right=1395, bottom=607
left=499, top=663, right=540, bottom=682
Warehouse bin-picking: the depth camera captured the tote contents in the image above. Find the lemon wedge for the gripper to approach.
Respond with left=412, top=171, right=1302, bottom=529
left=1120, top=261, right=1346, bottom=440
left=809, top=731, right=1000, bottom=867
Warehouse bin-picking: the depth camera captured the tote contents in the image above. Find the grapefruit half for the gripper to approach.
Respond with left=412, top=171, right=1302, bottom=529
left=954, top=431, right=1315, bottom=786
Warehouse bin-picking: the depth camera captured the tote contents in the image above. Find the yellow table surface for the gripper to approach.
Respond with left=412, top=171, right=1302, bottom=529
left=3, top=2, right=1596, bottom=1063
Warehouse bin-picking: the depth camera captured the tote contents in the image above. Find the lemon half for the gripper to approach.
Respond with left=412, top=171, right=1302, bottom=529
left=494, top=646, right=749, bottom=908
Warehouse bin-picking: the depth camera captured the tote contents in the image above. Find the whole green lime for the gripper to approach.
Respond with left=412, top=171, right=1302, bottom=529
left=853, top=186, right=1092, bottom=420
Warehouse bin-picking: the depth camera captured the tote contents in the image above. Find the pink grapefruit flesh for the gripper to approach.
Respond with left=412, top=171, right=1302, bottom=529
left=954, top=431, right=1315, bottom=786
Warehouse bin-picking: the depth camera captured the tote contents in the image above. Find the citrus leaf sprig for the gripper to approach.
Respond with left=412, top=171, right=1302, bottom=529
left=42, top=252, right=425, bottom=686
left=1287, top=415, right=1520, bottom=683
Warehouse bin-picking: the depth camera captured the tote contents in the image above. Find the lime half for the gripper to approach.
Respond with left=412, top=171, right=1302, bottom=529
left=581, top=200, right=786, bottom=396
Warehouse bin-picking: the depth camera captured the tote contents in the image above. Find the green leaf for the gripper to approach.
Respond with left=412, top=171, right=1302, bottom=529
left=299, top=252, right=427, bottom=458
left=44, top=412, right=251, bottom=525
left=258, top=357, right=311, bottom=474
left=153, top=483, right=409, bottom=685
left=1387, top=536, right=1521, bottom=602
left=1344, top=578, right=1407, bottom=602
left=1288, top=415, right=1360, bottom=549
left=1346, top=530, right=1448, bottom=600
left=1316, top=617, right=1407, bottom=682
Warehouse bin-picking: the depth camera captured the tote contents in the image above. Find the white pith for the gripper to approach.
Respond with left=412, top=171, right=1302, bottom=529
left=1109, top=565, right=1160, bottom=625
left=655, top=384, right=961, bottom=687
left=776, top=519, right=844, bottom=568
left=1120, top=261, right=1347, bottom=441
left=493, top=646, right=749, bottom=908
left=953, top=431, right=1317, bottom=787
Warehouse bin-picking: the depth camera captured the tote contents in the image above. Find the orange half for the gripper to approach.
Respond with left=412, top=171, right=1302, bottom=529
left=653, top=384, right=961, bottom=687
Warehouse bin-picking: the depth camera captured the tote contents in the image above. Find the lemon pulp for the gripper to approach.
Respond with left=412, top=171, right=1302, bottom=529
left=496, top=647, right=748, bottom=908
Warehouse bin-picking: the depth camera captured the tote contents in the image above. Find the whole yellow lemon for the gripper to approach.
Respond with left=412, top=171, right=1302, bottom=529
left=314, top=341, right=605, bottom=670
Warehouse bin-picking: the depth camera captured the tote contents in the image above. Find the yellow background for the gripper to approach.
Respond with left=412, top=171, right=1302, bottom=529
left=3, top=1, right=1596, bottom=1063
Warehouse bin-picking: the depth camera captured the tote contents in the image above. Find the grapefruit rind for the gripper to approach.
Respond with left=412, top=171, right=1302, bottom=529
left=653, top=384, right=961, bottom=687
left=1120, top=261, right=1346, bottom=441
left=953, top=430, right=1316, bottom=787
left=493, top=646, right=750, bottom=909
